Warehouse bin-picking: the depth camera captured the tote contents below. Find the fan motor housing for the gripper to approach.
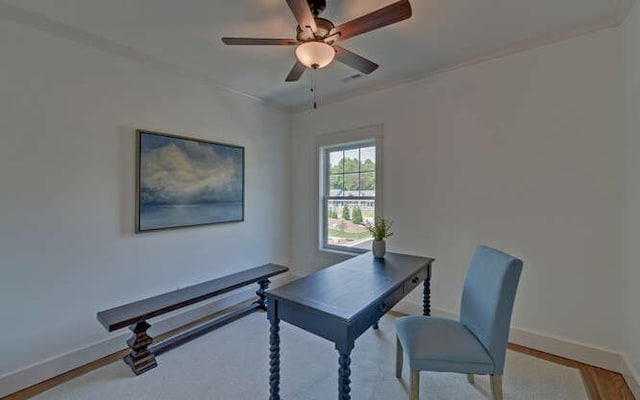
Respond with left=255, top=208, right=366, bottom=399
left=296, top=17, right=336, bottom=42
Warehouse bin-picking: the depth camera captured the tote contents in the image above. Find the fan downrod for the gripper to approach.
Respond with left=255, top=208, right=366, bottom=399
left=307, top=0, right=326, bottom=16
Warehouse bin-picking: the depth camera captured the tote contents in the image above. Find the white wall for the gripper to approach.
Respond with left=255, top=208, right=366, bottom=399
left=291, top=29, right=623, bottom=357
left=621, top=0, right=640, bottom=393
left=1, top=2, right=634, bottom=394
left=0, top=15, right=290, bottom=380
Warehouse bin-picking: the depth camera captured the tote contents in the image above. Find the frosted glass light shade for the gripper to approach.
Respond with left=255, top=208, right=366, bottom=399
left=295, top=41, right=335, bottom=69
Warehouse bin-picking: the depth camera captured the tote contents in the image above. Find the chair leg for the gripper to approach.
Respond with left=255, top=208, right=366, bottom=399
left=466, top=373, right=475, bottom=384
left=410, top=369, right=420, bottom=400
left=395, top=335, right=403, bottom=379
left=490, top=374, right=503, bottom=400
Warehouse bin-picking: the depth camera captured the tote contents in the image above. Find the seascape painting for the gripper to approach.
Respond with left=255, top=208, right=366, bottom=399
left=136, top=130, right=244, bottom=232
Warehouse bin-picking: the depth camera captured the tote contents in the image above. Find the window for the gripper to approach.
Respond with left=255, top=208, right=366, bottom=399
left=319, top=130, right=381, bottom=253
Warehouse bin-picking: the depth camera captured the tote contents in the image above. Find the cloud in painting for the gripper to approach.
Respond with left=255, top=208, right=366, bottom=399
left=139, top=138, right=242, bottom=205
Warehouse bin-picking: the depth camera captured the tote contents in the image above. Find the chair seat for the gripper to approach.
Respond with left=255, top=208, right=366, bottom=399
left=396, top=316, right=494, bottom=374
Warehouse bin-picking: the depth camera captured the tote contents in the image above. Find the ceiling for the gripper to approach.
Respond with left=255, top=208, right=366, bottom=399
left=0, top=0, right=632, bottom=111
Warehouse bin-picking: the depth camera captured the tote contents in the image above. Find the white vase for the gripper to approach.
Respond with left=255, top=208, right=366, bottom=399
left=372, top=240, right=386, bottom=258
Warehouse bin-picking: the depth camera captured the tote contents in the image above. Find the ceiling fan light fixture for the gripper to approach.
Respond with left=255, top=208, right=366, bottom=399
left=295, top=41, right=335, bottom=69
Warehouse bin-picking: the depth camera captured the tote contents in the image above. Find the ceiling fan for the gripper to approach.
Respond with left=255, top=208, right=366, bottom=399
left=221, top=0, right=412, bottom=82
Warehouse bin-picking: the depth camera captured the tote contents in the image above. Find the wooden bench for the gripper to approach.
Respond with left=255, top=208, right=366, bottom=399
left=97, top=263, right=288, bottom=375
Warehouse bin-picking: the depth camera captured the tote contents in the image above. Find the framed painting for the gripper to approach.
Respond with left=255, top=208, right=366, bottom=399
left=136, top=130, right=244, bottom=232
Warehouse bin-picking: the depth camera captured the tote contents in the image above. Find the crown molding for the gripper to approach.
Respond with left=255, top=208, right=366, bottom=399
left=291, top=16, right=620, bottom=113
left=0, top=1, right=291, bottom=112
left=1, top=0, right=632, bottom=116
left=616, top=0, right=636, bottom=24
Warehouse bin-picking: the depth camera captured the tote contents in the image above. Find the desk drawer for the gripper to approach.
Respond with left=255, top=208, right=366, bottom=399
left=354, top=284, right=405, bottom=336
left=403, top=266, right=428, bottom=294
left=377, top=285, right=405, bottom=315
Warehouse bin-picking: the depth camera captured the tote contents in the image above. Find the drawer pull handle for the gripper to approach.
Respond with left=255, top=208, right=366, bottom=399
left=379, top=302, right=388, bottom=312
left=412, top=277, right=420, bottom=284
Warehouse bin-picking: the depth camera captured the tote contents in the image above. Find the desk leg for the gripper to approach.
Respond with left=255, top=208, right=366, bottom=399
left=269, top=317, right=280, bottom=400
left=338, top=349, right=352, bottom=400
left=423, top=276, right=431, bottom=316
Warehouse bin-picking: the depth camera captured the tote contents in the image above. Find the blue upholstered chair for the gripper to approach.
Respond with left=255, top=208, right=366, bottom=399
left=395, top=245, right=523, bottom=400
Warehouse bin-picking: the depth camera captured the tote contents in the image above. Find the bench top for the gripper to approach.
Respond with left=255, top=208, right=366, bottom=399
left=97, top=263, right=288, bottom=331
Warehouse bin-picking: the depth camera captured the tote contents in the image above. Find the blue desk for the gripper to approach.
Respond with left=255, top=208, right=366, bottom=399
left=266, top=252, right=434, bottom=400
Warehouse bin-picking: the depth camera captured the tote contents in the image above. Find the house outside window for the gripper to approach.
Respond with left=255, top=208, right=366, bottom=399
left=318, top=125, right=382, bottom=254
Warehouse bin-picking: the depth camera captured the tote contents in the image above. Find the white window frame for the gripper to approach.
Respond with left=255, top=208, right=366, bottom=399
left=316, top=125, right=383, bottom=255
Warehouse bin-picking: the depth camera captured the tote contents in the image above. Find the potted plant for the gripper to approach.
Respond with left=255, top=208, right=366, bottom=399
left=366, top=217, right=393, bottom=258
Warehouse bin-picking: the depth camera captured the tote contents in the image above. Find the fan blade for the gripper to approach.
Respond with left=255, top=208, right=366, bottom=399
left=285, top=60, right=306, bottom=82
left=221, top=37, right=298, bottom=45
left=334, top=46, right=379, bottom=74
left=285, top=0, right=318, bottom=32
left=333, top=0, right=412, bottom=41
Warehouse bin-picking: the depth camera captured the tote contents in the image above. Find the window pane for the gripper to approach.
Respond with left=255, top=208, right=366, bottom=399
left=322, top=139, right=378, bottom=253
left=344, top=173, right=359, bottom=193
left=360, top=147, right=376, bottom=172
left=326, top=199, right=374, bottom=249
left=343, top=149, right=359, bottom=173
left=359, top=172, right=375, bottom=195
left=329, top=151, right=344, bottom=174
left=330, top=175, right=344, bottom=196
left=361, top=202, right=375, bottom=225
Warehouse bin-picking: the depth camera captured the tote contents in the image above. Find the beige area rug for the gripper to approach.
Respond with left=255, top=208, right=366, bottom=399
left=33, top=313, right=588, bottom=400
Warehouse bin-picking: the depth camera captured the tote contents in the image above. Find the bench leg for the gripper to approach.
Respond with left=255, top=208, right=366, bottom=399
left=123, top=321, right=157, bottom=375
left=254, top=279, right=271, bottom=310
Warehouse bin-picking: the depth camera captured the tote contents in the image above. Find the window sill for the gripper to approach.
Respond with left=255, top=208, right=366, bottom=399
left=318, top=246, right=368, bottom=258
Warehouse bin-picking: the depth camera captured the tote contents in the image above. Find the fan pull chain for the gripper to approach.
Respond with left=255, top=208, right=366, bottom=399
left=311, top=69, right=317, bottom=110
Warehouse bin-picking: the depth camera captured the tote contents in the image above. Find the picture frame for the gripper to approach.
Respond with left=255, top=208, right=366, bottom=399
left=136, top=130, right=244, bottom=232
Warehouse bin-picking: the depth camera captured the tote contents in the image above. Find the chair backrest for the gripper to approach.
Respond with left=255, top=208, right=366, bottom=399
left=459, top=245, right=523, bottom=374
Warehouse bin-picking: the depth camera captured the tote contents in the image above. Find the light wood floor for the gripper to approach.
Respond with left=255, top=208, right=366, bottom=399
left=2, top=310, right=635, bottom=400
left=509, top=343, right=635, bottom=400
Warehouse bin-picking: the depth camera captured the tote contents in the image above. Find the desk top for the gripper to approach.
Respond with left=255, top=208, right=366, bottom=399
left=266, top=252, right=433, bottom=322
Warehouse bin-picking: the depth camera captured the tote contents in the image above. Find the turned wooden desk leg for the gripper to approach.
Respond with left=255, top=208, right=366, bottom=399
left=254, top=279, right=270, bottom=310
left=423, top=275, right=431, bottom=316
left=269, top=317, right=280, bottom=400
left=338, top=350, right=352, bottom=400
left=123, top=321, right=157, bottom=375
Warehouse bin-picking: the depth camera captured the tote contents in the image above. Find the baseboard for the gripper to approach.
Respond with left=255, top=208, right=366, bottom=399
left=392, top=299, right=623, bottom=373
left=2, top=275, right=627, bottom=398
left=621, top=354, right=640, bottom=398
left=0, top=272, right=298, bottom=398
left=509, top=327, right=622, bottom=372
left=0, top=330, right=130, bottom=399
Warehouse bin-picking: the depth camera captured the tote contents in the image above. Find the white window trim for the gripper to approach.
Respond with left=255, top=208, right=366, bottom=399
left=315, top=124, right=383, bottom=257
